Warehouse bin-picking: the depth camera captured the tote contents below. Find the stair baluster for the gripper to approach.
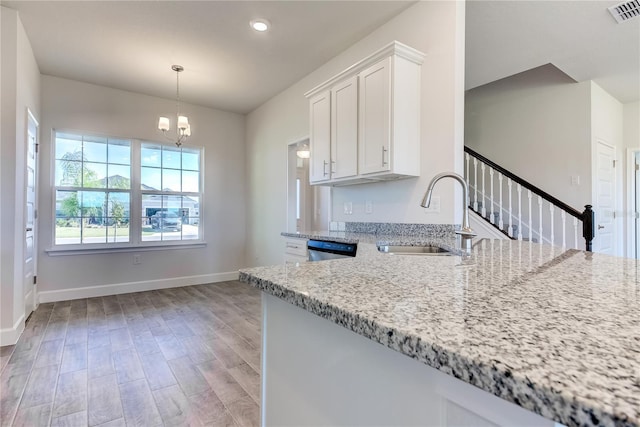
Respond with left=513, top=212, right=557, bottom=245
left=528, top=190, right=533, bottom=241
left=490, top=168, right=495, bottom=225
left=481, top=163, right=486, bottom=218
left=549, top=204, right=555, bottom=245
left=538, top=195, right=543, bottom=244
left=561, top=210, right=567, bottom=248
left=498, top=173, right=504, bottom=231
left=507, top=178, right=513, bottom=238
left=517, top=183, right=523, bottom=240
left=473, top=158, right=478, bottom=212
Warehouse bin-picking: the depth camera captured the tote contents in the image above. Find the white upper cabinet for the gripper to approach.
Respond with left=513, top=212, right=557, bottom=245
left=309, top=91, right=331, bottom=184
left=305, top=41, right=425, bottom=187
left=331, top=76, right=358, bottom=180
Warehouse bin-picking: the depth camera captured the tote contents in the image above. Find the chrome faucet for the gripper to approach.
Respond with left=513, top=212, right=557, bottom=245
left=421, top=172, right=476, bottom=249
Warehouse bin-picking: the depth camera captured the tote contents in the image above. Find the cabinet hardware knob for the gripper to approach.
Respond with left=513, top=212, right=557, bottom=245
left=597, top=224, right=604, bottom=230
left=382, top=146, right=388, bottom=166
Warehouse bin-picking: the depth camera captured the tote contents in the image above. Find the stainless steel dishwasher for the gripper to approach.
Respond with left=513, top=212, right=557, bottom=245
left=307, top=239, right=357, bottom=261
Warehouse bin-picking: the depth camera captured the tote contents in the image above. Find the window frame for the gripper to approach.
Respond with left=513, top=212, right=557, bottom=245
left=50, top=129, right=204, bottom=252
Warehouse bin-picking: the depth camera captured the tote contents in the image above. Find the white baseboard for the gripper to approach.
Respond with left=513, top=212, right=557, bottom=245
left=0, top=314, right=25, bottom=347
left=38, top=271, right=240, bottom=303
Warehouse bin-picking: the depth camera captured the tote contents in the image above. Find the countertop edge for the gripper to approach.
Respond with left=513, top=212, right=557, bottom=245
left=238, top=266, right=634, bottom=427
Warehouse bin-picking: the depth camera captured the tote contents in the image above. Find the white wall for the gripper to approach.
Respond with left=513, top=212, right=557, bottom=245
left=246, top=1, right=466, bottom=267
left=623, top=101, right=639, bottom=257
left=465, top=64, right=592, bottom=210
left=590, top=82, right=624, bottom=256
left=0, top=7, right=41, bottom=344
left=37, top=76, right=246, bottom=298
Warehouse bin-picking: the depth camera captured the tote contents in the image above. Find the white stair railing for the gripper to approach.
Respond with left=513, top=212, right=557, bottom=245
left=464, top=146, right=595, bottom=251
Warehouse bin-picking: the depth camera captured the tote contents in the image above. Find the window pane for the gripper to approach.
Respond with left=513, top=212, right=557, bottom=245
left=162, top=169, right=181, bottom=192
left=106, top=219, right=130, bottom=243
left=55, top=218, right=81, bottom=245
left=182, top=149, right=200, bottom=171
left=83, top=136, right=107, bottom=163
left=141, top=144, right=161, bottom=167
left=82, top=219, right=106, bottom=244
left=108, top=192, right=130, bottom=220
left=183, top=219, right=199, bottom=240
left=141, top=167, right=161, bottom=190
left=56, top=135, right=82, bottom=160
left=55, top=160, right=83, bottom=186
left=183, top=196, right=199, bottom=218
left=80, top=191, right=106, bottom=219
left=142, top=194, right=162, bottom=218
left=108, top=139, right=130, bottom=165
left=107, top=165, right=131, bottom=189
left=182, top=171, right=199, bottom=192
left=56, top=190, right=80, bottom=218
left=162, top=195, right=182, bottom=213
left=83, top=163, right=107, bottom=188
left=163, top=146, right=181, bottom=169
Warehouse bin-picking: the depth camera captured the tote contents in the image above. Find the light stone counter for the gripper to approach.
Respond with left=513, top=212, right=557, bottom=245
left=240, top=236, right=639, bottom=427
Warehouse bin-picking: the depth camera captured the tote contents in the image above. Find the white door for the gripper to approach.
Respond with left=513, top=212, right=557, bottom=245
left=24, top=110, right=39, bottom=315
left=593, top=140, right=616, bottom=255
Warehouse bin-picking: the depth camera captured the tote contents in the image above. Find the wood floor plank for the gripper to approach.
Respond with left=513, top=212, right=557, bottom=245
left=181, top=335, right=217, bottom=364
left=60, top=342, right=88, bottom=374
left=52, top=369, right=87, bottom=418
left=112, top=348, right=145, bottom=384
left=228, top=363, right=260, bottom=404
left=12, top=402, right=52, bottom=427
left=155, top=334, right=187, bottom=361
left=203, top=337, right=245, bottom=370
left=226, top=395, right=260, bottom=427
left=152, top=384, right=199, bottom=425
left=108, top=327, right=133, bottom=351
left=19, top=365, right=59, bottom=408
left=167, top=356, right=211, bottom=397
left=87, top=374, right=123, bottom=426
left=87, top=327, right=110, bottom=350
left=132, top=330, right=161, bottom=356
left=119, top=378, right=163, bottom=427
left=88, top=345, right=114, bottom=379
left=138, top=351, right=177, bottom=390
left=197, top=359, right=248, bottom=406
left=33, top=338, right=64, bottom=368
left=0, top=371, right=30, bottom=426
left=187, top=388, right=236, bottom=426
left=50, top=410, right=87, bottom=427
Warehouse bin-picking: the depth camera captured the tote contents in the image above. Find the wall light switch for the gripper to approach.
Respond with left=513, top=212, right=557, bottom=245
left=344, top=202, right=353, bottom=215
left=365, top=200, right=373, bottom=214
left=423, top=196, right=440, bottom=213
left=133, top=254, right=141, bottom=265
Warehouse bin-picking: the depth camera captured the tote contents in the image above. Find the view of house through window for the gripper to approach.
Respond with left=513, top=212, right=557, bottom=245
left=54, top=131, right=202, bottom=246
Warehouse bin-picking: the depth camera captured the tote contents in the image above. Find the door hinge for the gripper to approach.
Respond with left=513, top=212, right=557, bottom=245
left=636, top=163, right=639, bottom=171
left=612, top=159, right=616, bottom=168
left=34, top=209, right=38, bottom=219
left=35, top=143, right=39, bottom=153
left=33, top=276, right=37, bottom=285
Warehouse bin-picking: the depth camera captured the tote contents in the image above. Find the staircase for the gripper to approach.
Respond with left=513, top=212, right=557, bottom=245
left=464, top=146, right=595, bottom=251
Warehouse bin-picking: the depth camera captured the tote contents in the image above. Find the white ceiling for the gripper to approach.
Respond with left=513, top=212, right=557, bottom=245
left=3, top=0, right=639, bottom=114
left=466, top=0, right=640, bottom=103
left=2, top=0, right=414, bottom=114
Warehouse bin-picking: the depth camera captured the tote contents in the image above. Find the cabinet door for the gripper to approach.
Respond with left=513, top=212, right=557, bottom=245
left=358, top=58, right=391, bottom=175
left=331, top=76, right=358, bottom=179
left=309, top=91, right=331, bottom=183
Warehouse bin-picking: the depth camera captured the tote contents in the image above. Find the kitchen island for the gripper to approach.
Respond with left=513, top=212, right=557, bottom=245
left=239, top=234, right=639, bottom=427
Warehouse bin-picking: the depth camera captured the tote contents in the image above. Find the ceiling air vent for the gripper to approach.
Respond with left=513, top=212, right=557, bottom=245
left=608, top=0, right=640, bottom=23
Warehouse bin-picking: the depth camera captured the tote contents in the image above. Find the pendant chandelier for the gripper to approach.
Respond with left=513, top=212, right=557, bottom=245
left=158, top=65, right=191, bottom=147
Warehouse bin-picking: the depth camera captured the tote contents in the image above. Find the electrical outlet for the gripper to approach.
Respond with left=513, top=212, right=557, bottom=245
left=133, top=254, right=141, bottom=265
left=344, top=202, right=353, bottom=215
left=570, top=175, right=580, bottom=185
left=423, top=196, right=440, bottom=213
left=365, top=200, right=373, bottom=214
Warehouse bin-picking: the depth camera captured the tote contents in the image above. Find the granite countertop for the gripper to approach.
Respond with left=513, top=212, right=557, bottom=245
left=240, top=233, right=639, bottom=427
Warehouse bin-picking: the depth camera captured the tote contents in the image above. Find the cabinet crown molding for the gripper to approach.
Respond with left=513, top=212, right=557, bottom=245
left=304, top=41, right=426, bottom=99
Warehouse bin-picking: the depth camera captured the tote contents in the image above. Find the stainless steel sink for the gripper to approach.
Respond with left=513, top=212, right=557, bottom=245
left=377, top=245, right=453, bottom=255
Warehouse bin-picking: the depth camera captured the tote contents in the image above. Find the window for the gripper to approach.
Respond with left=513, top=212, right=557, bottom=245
left=54, top=131, right=202, bottom=248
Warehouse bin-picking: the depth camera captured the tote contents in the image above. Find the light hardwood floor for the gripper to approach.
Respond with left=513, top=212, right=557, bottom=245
left=0, top=281, right=261, bottom=427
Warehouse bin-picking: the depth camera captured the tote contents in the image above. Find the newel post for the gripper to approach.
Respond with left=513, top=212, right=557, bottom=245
left=582, top=205, right=595, bottom=252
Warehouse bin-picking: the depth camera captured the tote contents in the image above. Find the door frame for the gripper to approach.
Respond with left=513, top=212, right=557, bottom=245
left=627, top=148, right=640, bottom=259
left=24, top=108, right=39, bottom=315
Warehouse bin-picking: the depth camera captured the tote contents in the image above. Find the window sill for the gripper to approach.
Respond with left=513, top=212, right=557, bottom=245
left=45, top=241, right=207, bottom=256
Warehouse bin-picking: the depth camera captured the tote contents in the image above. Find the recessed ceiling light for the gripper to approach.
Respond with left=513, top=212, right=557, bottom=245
left=250, top=19, right=270, bottom=32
